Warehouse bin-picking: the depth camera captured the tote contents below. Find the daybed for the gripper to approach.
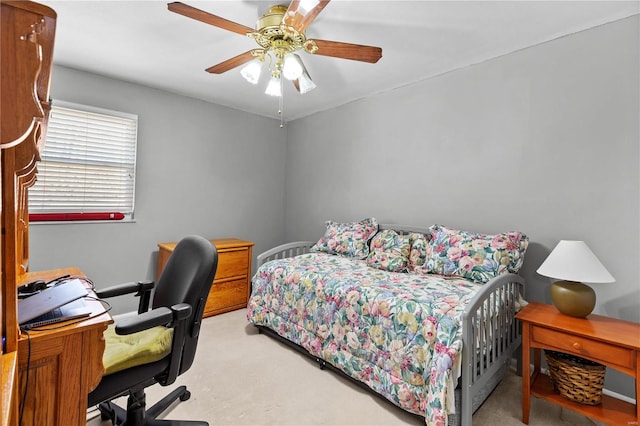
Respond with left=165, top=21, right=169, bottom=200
left=247, top=219, right=528, bottom=426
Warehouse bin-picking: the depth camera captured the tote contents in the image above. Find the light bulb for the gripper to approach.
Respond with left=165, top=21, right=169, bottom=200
left=297, top=69, right=316, bottom=94
left=265, top=75, right=282, bottom=97
left=240, top=59, right=262, bottom=84
left=283, top=54, right=303, bottom=81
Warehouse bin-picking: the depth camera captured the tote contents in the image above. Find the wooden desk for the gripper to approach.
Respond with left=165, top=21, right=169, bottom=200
left=516, top=302, right=640, bottom=425
left=15, top=268, right=113, bottom=426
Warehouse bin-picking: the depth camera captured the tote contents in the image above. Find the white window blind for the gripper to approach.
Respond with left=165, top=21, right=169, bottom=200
left=29, top=101, right=138, bottom=220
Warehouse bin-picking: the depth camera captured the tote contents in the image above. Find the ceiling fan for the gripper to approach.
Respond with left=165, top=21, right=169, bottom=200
left=167, top=1, right=383, bottom=97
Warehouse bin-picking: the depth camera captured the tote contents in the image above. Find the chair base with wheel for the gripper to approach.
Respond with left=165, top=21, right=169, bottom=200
left=97, top=385, right=202, bottom=426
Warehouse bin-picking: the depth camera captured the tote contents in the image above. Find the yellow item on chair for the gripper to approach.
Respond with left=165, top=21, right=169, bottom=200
left=103, top=325, right=174, bottom=375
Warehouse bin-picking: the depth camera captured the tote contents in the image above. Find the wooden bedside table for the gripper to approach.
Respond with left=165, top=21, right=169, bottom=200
left=157, top=238, right=254, bottom=317
left=516, top=302, right=640, bottom=425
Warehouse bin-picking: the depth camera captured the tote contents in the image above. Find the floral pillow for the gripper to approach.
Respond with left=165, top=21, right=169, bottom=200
left=366, top=229, right=411, bottom=272
left=311, top=217, right=379, bottom=259
left=424, top=224, right=529, bottom=283
left=408, top=232, right=429, bottom=272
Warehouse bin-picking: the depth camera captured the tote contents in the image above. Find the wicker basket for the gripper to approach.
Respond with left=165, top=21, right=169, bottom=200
left=544, top=350, right=606, bottom=405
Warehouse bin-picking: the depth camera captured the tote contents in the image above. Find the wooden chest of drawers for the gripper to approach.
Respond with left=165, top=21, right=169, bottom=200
left=157, top=238, right=254, bottom=317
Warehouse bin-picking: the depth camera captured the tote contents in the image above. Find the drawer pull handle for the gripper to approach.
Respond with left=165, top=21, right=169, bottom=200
left=572, top=342, right=581, bottom=350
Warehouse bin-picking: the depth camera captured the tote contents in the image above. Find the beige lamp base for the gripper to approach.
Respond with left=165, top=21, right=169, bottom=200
left=550, top=280, right=595, bottom=318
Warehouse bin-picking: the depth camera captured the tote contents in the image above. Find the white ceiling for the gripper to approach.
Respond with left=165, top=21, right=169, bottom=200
left=41, top=1, right=639, bottom=122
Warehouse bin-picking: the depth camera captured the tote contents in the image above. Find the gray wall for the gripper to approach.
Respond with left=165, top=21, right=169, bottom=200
left=29, top=65, right=287, bottom=313
left=285, top=16, right=639, bottom=398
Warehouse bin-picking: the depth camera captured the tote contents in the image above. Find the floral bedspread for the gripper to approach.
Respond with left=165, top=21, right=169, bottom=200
left=247, top=252, right=484, bottom=426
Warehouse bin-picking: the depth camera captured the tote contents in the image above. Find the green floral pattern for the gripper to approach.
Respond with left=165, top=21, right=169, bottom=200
left=424, top=225, right=528, bottom=283
left=409, top=232, right=430, bottom=272
left=311, top=217, right=379, bottom=259
left=366, top=229, right=411, bottom=272
left=247, top=253, right=484, bottom=425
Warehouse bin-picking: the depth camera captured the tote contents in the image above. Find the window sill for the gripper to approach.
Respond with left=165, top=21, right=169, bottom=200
left=30, top=219, right=136, bottom=225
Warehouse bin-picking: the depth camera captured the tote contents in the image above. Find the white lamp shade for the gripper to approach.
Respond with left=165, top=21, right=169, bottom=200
left=537, top=240, right=615, bottom=283
left=265, top=75, right=282, bottom=97
left=296, top=68, right=316, bottom=94
left=240, top=59, right=262, bottom=84
left=282, top=54, right=304, bottom=81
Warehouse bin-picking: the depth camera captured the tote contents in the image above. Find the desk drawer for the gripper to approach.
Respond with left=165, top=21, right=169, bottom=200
left=532, top=327, right=634, bottom=370
left=215, top=249, right=249, bottom=280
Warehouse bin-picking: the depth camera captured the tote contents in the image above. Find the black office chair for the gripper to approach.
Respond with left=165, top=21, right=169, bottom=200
left=88, top=235, right=218, bottom=426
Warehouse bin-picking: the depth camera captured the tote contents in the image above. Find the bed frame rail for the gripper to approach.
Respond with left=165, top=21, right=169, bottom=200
left=257, top=241, right=315, bottom=267
left=460, top=273, right=525, bottom=425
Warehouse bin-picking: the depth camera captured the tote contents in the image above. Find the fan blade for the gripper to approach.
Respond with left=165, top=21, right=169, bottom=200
left=282, top=0, right=330, bottom=34
left=168, top=2, right=254, bottom=36
left=311, top=39, right=382, bottom=63
left=206, top=51, right=256, bottom=74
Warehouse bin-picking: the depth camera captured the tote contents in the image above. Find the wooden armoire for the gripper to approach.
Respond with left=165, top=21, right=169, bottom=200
left=1, top=1, right=57, bottom=424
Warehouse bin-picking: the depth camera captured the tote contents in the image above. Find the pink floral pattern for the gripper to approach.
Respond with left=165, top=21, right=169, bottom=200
left=311, top=217, right=379, bottom=259
left=423, top=225, right=528, bottom=283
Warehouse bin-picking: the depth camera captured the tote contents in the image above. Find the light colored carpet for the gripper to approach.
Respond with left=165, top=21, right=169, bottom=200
left=88, top=309, right=601, bottom=425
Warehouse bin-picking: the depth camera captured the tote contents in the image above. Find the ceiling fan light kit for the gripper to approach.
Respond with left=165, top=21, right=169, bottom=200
left=237, top=5, right=318, bottom=95
left=168, top=0, right=382, bottom=123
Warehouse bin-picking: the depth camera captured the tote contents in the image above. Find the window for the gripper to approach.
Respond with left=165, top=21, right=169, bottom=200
left=29, top=101, right=138, bottom=222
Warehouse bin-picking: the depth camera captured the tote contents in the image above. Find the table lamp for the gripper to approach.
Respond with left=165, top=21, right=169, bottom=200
left=536, top=240, right=615, bottom=318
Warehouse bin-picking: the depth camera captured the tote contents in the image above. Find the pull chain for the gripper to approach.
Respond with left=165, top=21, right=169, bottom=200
left=278, top=77, right=284, bottom=128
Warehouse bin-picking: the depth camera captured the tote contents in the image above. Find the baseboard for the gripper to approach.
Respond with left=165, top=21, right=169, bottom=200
left=601, top=388, right=636, bottom=404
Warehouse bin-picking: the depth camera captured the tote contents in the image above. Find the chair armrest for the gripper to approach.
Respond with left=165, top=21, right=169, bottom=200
left=96, top=280, right=154, bottom=298
left=115, top=307, right=172, bottom=335
left=95, top=281, right=140, bottom=298
left=170, top=303, right=192, bottom=322
left=95, top=281, right=155, bottom=314
left=114, top=303, right=193, bottom=335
